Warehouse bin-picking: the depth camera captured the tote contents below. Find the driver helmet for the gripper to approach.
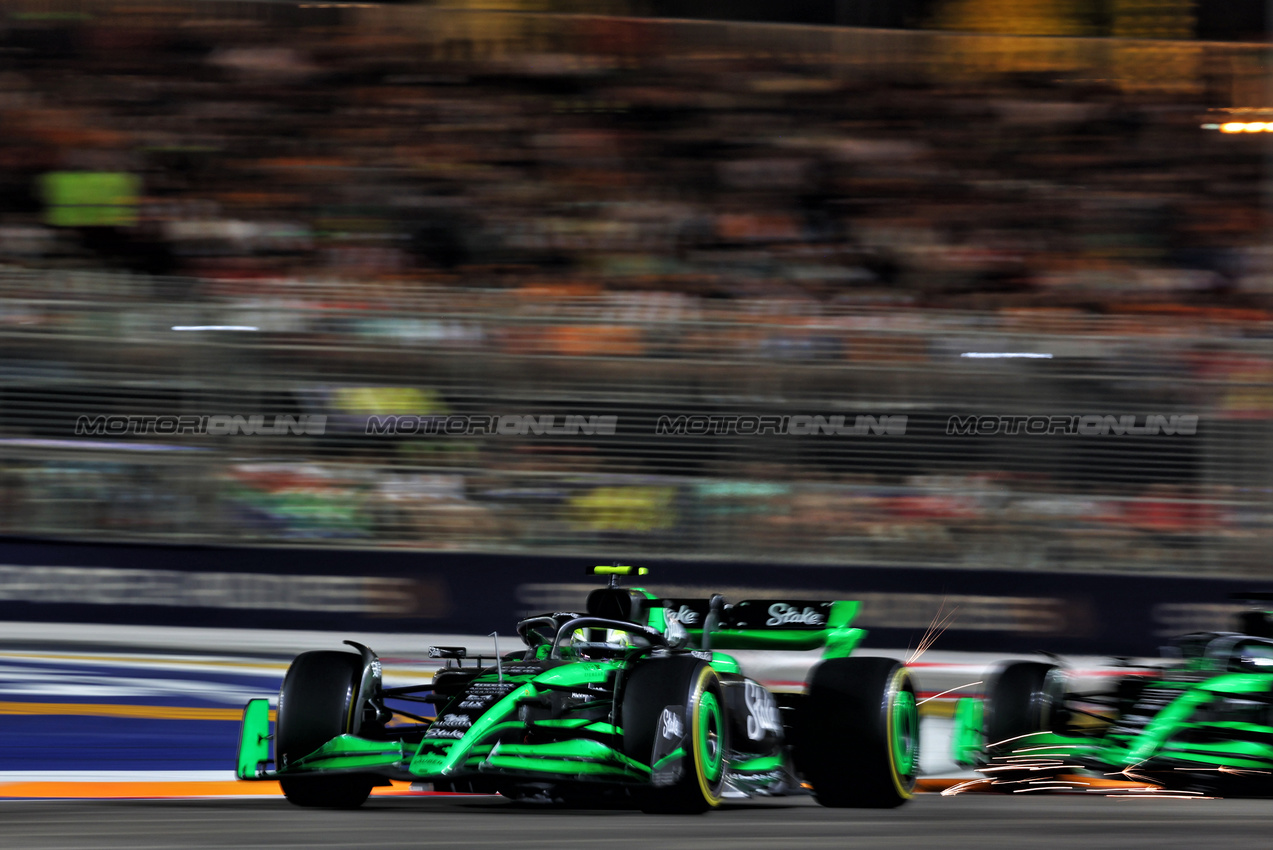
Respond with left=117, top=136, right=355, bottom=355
left=568, top=626, right=631, bottom=659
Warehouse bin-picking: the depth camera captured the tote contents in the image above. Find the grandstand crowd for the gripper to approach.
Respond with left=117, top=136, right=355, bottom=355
left=0, top=10, right=1267, bottom=320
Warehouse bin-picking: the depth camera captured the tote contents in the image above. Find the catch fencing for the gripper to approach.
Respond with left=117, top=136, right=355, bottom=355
left=0, top=266, right=1269, bottom=577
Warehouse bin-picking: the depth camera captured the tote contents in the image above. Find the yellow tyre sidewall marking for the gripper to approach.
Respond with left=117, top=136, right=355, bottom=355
left=690, top=666, right=724, bottom=807
left=886, top=667, right=917, bottom=800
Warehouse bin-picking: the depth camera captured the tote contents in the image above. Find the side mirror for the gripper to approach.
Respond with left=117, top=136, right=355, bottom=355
left=664, top=614, right=689, bottom=649
left=702, top=594, right=725, bottom=652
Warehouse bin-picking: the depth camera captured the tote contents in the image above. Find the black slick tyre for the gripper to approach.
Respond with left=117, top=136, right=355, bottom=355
left=276, top=650, right=374, bottom=809
left=984, top=661, right=1066, bottom=746
left=622, top=656, right=727, bottom=814
left=801, top=656, right=919, bottom=808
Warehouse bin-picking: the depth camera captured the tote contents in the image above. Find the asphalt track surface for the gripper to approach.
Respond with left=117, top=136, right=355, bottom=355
left=4, top=794, right=1269, bottom=850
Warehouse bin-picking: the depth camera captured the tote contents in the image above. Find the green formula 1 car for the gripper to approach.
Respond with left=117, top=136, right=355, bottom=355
left=951, top=596, right=1273, bottom=796
left=236, top=566, right=919, bottom=812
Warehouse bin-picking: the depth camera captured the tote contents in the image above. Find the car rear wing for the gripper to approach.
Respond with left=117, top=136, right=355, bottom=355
left=655, top=597, right=865, bottom=657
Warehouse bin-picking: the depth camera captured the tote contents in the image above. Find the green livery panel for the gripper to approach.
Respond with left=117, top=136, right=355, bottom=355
left=235, top=698, right=271, bottom=780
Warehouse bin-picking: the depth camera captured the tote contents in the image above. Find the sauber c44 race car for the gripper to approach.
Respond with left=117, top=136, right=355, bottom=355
left=950, top=595, right=1273, bottom=796
left=236, top=565, right=919, bottom=812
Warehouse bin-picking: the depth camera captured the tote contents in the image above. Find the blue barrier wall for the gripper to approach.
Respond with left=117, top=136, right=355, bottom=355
left=0, top=537, right=1265, bottom=657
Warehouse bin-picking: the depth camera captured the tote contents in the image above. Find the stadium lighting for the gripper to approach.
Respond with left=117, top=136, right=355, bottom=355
left=960, top=352, right=1053, bottom=359
left=1215, top=122, right=1273, bottom=134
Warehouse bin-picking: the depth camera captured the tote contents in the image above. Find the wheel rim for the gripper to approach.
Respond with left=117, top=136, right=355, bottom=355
left=891, top=687, right=918, bottom=779
left=697, top=690, right=724, bottom=784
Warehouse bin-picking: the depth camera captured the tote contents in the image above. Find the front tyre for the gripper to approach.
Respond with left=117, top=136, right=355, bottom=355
left=276, top=650, right=374, bottom=809
left=622, top=657, right=727, bottom=814
left=801, top=657, right=919, bottom=808
left=279, top=774, right=376, bottom=809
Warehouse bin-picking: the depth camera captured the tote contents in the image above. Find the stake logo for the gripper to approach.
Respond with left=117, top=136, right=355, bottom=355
left=744, top=681, right=782, bottom=741
left=766, top=603, right=827, bottom=627
left=661, top=707, right=685, bottom=740
left=668, top=604, right=700, bottom=626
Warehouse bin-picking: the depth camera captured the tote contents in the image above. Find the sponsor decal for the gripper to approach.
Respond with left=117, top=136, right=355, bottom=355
left=425, top=728, right=467, bottom=739
left=428, top=646, right=467, bottom=659
left=456, top=681, right=518, bottom=709
left=724, top=767, right=789, bottom=794
left=744, top=681, right=782, bottom=741
left=766, top=603, right=826, bottom=627
left=1153, top=603, right=1248, bottom=637
left=661, top=707, right=685, bottom=740
left=727, top=768, right=785, bottom=783
left=664, top=616, right=689, bottom=648
left=0, top=565, right=417, bottom=614
left=650, top=703, right=687, bottom=786
left=690, top=651, right=713, bottom=661
left=434, top=714, right=472, bottom=728
left=569, top=692, right=597, bottom=702
left=668, top=604, right=700, bottom=626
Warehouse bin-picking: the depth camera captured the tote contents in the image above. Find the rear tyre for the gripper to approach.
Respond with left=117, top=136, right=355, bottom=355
left=1113, top=675, right=1148, bottom=721
left=276, top=650, right=374, bottom=809
left=622, top=656, right=727, bottom=814
left=801, top=657, right=918, bottom=809
left=984, top=661, right=1066, bottom=746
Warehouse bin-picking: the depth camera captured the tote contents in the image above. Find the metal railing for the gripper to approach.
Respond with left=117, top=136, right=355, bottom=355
left=1, top=266, right=1270, bottom=577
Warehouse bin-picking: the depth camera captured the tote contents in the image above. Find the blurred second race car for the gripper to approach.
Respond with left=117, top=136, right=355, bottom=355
left=951, top=594, right=1273, bottom=797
